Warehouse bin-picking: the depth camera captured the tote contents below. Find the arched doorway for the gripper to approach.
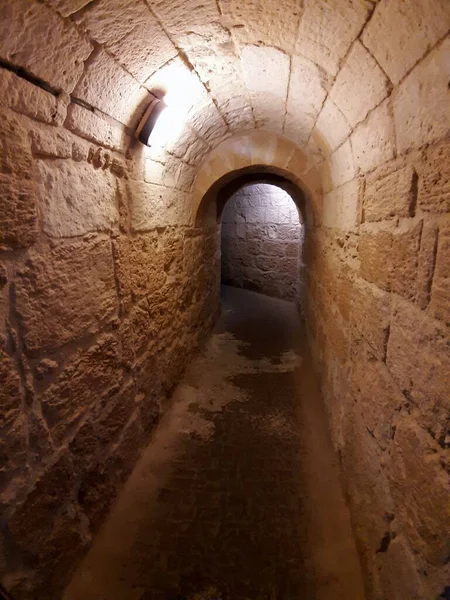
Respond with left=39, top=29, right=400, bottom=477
left=221, top=181, right=303, bottom=302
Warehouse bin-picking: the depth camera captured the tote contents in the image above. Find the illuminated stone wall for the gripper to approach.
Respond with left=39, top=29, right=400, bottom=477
left=221, top=183, right=301, bottom=301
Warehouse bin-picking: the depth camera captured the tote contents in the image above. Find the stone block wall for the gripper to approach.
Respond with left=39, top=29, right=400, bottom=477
left=221, top=183, right=302, bottom=301
left=302, top=27, right=450, bottom=600
left=0, top=66, right=220, bottom=599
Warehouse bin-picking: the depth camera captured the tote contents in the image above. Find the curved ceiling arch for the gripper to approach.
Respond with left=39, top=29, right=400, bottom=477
left=1, top=0, right=448, bottom=180
left=192, top=131, right=322, bottom=225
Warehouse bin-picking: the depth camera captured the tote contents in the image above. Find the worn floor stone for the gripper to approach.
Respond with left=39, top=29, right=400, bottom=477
left=64, top=287, right=364, bottom=600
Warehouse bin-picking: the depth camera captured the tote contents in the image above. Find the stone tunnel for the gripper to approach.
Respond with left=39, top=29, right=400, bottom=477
left=0, top=0, right=449, bottom=598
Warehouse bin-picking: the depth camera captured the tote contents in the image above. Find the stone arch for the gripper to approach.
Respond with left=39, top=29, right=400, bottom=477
left=192, top=131, right=323, bottom=227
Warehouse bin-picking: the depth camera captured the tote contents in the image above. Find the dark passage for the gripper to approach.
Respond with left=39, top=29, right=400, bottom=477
left=65, top=287, right=364, bottom=600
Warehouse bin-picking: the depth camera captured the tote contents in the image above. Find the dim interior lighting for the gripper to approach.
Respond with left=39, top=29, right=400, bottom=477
left=135, top=94, right=186, bottom=149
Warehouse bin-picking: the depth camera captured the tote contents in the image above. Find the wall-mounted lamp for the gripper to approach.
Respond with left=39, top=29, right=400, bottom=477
left=135, top=97, right=169, bottom=147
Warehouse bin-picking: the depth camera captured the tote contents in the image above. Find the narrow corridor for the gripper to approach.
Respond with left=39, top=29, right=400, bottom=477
left=65, top=287, right=364, bottom=600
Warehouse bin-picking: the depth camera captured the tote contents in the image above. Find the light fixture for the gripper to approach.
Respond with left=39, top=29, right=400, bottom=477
left=135, top=97, right=169, bottom=147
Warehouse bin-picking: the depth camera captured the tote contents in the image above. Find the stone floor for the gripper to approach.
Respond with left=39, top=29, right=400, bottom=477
left=64, top=286, right=365, bottom=600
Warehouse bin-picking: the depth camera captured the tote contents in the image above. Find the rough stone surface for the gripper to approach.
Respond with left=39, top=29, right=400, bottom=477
left=295, top=0, right=373, bottom=77
left=223, top=0, right=303, bottom=53
left=0, top=0, right=92, bottom=92
left=386, top=296, right=449, bottom=439
left=74, top=51, right=150, bottom=127
left=322, top=178, right=360, bottom=232
left=391, top=219, right=423, bottom=301
left=15, top=238, right=118, bottom=352
left=362, top=0, right=450, bottom=85
left=285, top=55, right=328, bottom=143
left=393, top=37, right=450, bottom=154
left=359, top=226, right=393, bottom=291
left=330, top=41, right=390, bottom=128
left=363, top=162, right=416, bottom=222
left=350, top=99, right=395, bottom=174
left=314, top=98, right=352, bottom=155
left=351, top=278, right=390, bottom=360
left=0, top=68, right=61, bottom=125
left=40, top=335, right=123, bottom=442
left=241, top=45, right=290, bottom=131
left=65, top=104, right=130, bottom=153
left=429, top=218, right=450, bottom=325
left=36, top=160, right=118, bottom=237
left=0, top=111, right=39, bottom=250
left=416, top=140, right=450, bottom=213
left=324, top=139, right=356, bottom=191
left=221, top=184, right=301, bottom=301
left=107, top=16, right=177, bottom=84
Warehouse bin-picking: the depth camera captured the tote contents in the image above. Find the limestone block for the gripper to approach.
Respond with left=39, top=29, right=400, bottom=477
left=74, top=0, right=152, bottom=46
left=350, top=338, right=405, bottom=448
left=68, top=418, right=100, bottom=473
left=1, top=105, right=39, bottom=246
left=74, top=52, right=150, bottom=127
left=149, top=0, right=220, bottom=40
left=175, top=131, right=211, bottom=167
left=286, top=54, right=328, bottom=125
left=351, top=278, right=391, bottom=360
left=77, top=461, right=120, bottom=533
left=386, top=296, right=450, bottom=439
left=8, top=452, right=77, bottom=551
left=363, top=162, right=416, bottom=222
left=30, top=127, right=73, bottom=159
left=391, top=220, right=423, bottom=301
left=330, top=41, right=390, bottom=128
left=0, top=411, right=28, bottom=496
left=362, top=0, right=450, bottom=85
left=107, top=16, right=177, bottom=84
left=340, top=407, right=395, bottom=561
left=282, top=113, right=316, bottom=147
left=322, top=178, right=360, bottom=232
left=180, top=32, right=252, bottom=129
left=415, top=221, right=438, bottom=310
left=0, top=109, right=34, bottom=176
left=40, top=335, right=122, bottom=442
left=374, top=535, right=425, bottom=600
left=113, top=234, right=166, bottom=307
left=359, top=226, right=393, bottom=291
left=0, top=68, right=60, bottom=125
left=0, top=263, right=7, bottom=341
left=0, top=349, right=23, bottom=430
left=94, top=383, right=137, bottom=449
left=222, top=0, right=303, bottom=53
left=36, top=160, right=118, bottom=238
left=393, top=38, right=450, bottom=154
left=65, top=104, right=130, bottom=153
left=324, top=139, right=356, bottom=191
left=128, top=180, right=185, bottom=231
left=220, top=103, right=255, bottom=133
left=46, top=0, right=92, bottom=17
left=0, top=0, right=92, bottom=92
left=0, top=174, right=37, bottom=251
left=416, top=140, right=450, bottom=213
left=429, top=218, right=450, bottom=325
left=350, top=99, right=395, bottom=173
left=15, top=238, right=117, bottom=351
left=241, top=45, right=290, bottom=132
left=295, top=0, right=373, bottom=76
left=314, top=98, right=352, bottom=154
left=186, top=101, right=229, bottom=145
left=388, top=420, right=450, bottom=566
